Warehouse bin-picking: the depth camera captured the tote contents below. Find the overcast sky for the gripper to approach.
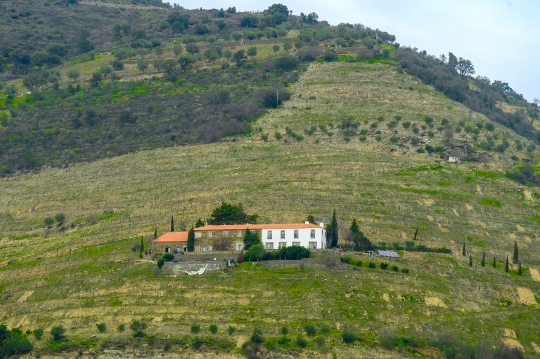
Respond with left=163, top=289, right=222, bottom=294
left=173, top=0, right=539, bottom=102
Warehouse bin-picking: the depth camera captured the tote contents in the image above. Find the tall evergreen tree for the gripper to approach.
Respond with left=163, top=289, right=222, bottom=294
left=481, top=252, right=485, bottom=267
left=462, top=242, right=466, bottom=256
left=154, top=227, right=158, bottom=240
left=513, top=240, right=519, bottom=264
left=139, top=236, right=144, bottom=258
left=492, top=255, right=496, bottom=268
left=505, top=255, right=509, bottom=273
left=469, top=255, right=472, bottom=267
left=331, top=209, right=338, bottom=248
left=187, top=227, right=195, bottom=252
left=518, top=262, right=522, bottom=275
left=171, top=215, right=175, bottom=232
left=195, top=218, right=205, bottom=227
left=413, top=227, right=418, bottom=240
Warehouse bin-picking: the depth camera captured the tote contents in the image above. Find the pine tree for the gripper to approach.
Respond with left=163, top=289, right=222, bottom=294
left=518, top=262, right=522, bottom=275
left=462, top=242, right=466, bottom=256
left=469, top=255, right=472, bottom=267
left=331, top=209, right=338, bottom=248
left=187, top=226, right=195, bottom=252
left=171, top=215, right=175, bottom=232
left=140, top=236, right=144, bottom=255
left=505, top=255, right=509, bottom=273
left=413, top=227, right=418, bottom=240
left=481, top=252, right=485, bottom=267
left=492, top=255, right=496, bottom=268
left=513, top=240, right=518, bottom=264
left=154, top=227, right=158, bottom=240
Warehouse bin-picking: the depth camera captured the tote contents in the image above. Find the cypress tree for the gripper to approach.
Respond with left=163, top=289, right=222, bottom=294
left=513, top=240, right=518, bottom=264
left=481, top=252, right=485, bottom=267
left=187, top=226, right=195, bottom=252
left=492, top=255, right=496, bottom=268
left=505, top=255, right=509, bottom=273
left=140, top=236, right=144, bottom=254
left=518, top=262, right=522, bottom=275
left=462, top=242, right=466, bottom=256
left=413, top=227, right=418, bottom=241
left=154, top=227, right=158, bottom=240
left=331, top=209, right=338, bottom=248
left=469, top=255, right=472, bottom=267
left=171, top=215, right=175, bottom=232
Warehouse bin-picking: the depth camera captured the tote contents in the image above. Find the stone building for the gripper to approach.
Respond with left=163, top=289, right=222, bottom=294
left=152, top=231, right=188, bottom=254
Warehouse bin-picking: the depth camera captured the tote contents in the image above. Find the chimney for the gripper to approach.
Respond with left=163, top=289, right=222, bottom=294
left=319, top=223, right=324, bottom=228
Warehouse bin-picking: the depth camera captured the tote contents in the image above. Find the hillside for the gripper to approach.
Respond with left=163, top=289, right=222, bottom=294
left=1, top=2, right=540, bottom=358
left=2, top=60, right=540, bottom=358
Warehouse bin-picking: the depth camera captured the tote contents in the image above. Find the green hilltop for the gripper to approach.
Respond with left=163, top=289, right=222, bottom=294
left=0, top=1, right=540, bottom=358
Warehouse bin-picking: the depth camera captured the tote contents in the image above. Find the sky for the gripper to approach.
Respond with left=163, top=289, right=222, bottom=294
left=173, top=0, right=539, bottom=102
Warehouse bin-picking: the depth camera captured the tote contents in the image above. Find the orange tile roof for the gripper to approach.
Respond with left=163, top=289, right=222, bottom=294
left=194, top=223, right=323, bottom=231
left=153, top=232, right=189, bottom=243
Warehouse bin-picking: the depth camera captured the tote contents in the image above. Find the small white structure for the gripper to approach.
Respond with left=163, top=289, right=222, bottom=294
left=448, top=156, right=460, bottom=164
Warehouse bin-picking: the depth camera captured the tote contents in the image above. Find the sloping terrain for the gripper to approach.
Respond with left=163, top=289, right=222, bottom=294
left=1, top=61, right=539, bottom=358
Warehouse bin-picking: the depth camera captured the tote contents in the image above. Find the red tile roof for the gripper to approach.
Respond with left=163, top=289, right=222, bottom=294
left=153, top=232, right=189, bottom=243
left=194, top=223, right=323, bottom=231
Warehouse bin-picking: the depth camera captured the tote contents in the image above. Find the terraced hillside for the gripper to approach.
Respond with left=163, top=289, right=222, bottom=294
left=1, top=61, right=540, bottom=358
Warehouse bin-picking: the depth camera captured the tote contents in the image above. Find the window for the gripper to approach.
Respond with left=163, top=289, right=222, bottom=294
left=265, top=242, right=274, bottom=250
left=195, top=246, right=201, bottom=252
left=310, top=229, right=315, bottom=239
left=237, top=230, right=242, bottom=237
left=294, top=230, right=298, bottom=239
left=207, top=231, right=213, bottom=237
left=280, top=230, right=285, bottom=239
left=165, top=247, right=170, bottom=253
left=279, top=242, right=287, bottom=249
left=292, top=241, right=300, bottom=246
left=195, top=232, right=201, bottom=238
left=309, top=242, right=317, bottom=249
left=235, top=242, right=244, bottom=251
left=223, top=231, right=229, bottom=237
left=267, top=231, right=272, bottom=239
left=207, top=246, right=212, bottom=251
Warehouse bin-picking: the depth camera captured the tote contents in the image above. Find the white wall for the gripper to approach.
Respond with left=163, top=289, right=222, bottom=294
left=261, top=227, right=326, bottom=250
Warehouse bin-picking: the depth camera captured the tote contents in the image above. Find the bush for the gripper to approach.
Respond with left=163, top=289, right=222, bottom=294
left=281, top=326, right=289, bottom=335
left=391, top=265, right=399, bottom=272
left=117, top=324, right=125, bottom=332
left=401, top=268, right=409, bottom=274
left=380, top=262, right=388, bottom=270
left=275, top=132, right=283, bottom=140
left=228, top=326, right=236, bottom=335
left=44, top=217, right=54, bottom=226
left=55, top=213, right=65, bottom=224
left=342, top=331, right=357, bottom=344
left=304, top=324, right=316, bottom=336
left=278, top=336, right=290, bottom=345
left=368, top=262, right=376, bottom=269
left=33, top=328, right=43, bottom=340
left=96, top=323, right=107, bottom=333
left=296, top=334, right=308, bottom=348
left=250, top=328, right=264, bottom=344
left=209, top=324, right=218, bottom=334
left=51, top=325, right=66, bottom=341
left=130, top=320, right=147, bottom=337
left=191, top=324, right=200, bottom=334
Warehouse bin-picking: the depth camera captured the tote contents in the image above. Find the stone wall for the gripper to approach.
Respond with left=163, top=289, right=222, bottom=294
left=161, top=261, right=227, bottom=276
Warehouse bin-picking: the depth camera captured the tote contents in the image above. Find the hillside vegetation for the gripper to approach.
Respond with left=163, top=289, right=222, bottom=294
left=1, top=58, right=540, bottom=358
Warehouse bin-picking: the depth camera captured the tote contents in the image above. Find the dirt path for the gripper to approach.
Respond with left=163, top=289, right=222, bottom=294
left=17, top=290, right=33, bottom=303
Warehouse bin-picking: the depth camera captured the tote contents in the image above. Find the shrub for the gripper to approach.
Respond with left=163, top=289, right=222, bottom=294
left=320, top=325, right=331, bottom=334
left=281, top=326, right=289, bottom=335
left=359, top=135, right=367, bottom=142
left=250, top=328, right=264, bottom=344
left=51, top=325, right=66, bottom=341
left=275, top=132, right=283, bottom=140
left=130, top=320, right=147, bottom=337
left=380, top=262, right=389, bottom=270
left=191, top=324, right=200, bottom=334
left=209, top=324, right=218, bottom=335
left=391, top=265, right=399, bottom=272
left=117, top=324, right=125, bottom=332
left=368, top=262, right=376, bottom=269
left=33, top=328, right=43, bottom=340
left=96, top=323, right=107, bottom=333
left=304, top=324, right=316, bottom=336
left=228, top=326, right=236, bottom=335
left=261, top=134, right=268, bottom=141
left=44, top=217, right=54, bottom=226
left=375, top=135, right=382, bottom=142
left=401, top=268, right=409, bottom=274
left=390, top=136, right=399, bottom=144
left=278, top=336, right=290, bottom=345
left=55, top=213, right=65, bottom=224
left=296, top=334, right=308, bottom=348
left=342, top=332, right=357, bottom=344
